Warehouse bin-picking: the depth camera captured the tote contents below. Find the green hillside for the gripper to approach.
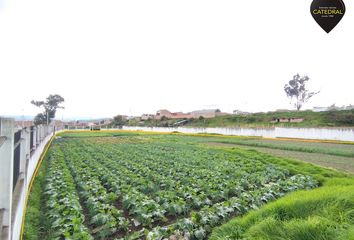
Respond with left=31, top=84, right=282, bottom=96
left=130, top=110, right=354, bottom=128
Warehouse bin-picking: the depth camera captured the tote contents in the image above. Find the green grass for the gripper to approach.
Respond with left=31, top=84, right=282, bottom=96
left=218, top=144, right=354, bottom=174
left=175, top=133, right=354, bottom=158
left=210, top=179, right=354, bottom=240
left=187, top=109, right=354, bottom=128
left=23, top=153, right=50, bottom=240
left=233, top=149, right=347, bottom=183
left=213, top=138, right=354, bottom=158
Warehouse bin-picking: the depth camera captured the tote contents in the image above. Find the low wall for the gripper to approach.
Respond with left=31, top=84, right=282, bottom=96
left=0, top=117, right=60, bottom=240
left=12, top=133, right=55, bottom=240
left=122, top=126, right=354, bottom=142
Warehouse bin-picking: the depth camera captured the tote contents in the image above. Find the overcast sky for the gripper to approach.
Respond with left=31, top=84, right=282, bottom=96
left=0, top=0, right=353, bottom=119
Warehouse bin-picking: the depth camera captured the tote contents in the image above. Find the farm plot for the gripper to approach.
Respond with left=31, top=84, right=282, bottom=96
left=24, top=133, right=317, bottom=240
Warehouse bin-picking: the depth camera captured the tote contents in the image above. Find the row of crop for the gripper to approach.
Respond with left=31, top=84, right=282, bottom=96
left=104, top=141, right=289, bottom=188
left=64, top=140, right=217, bottom=214
left=82, top=140, right=291, bottom=203
left=63, top=139, right=298, bottom=218
left=61, top=146, right=132, bottom=239
left=134, top=174, right=317, bottom=240
left=43, top=145, right=93, bottom=239
left=78, top=141, right=211, bottom=213
left=68, top=140, right=250, bottom=214
left=60, top=142, right=168, bottom=230
left=81, top=140, right=264, bottom=190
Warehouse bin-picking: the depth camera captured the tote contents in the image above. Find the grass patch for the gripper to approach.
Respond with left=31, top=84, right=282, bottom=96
left=23, top=153, right=50, bottom=240
left=207, top=146, right=347, bottom=185
left=210, top=182, right=354, bottom=240
left=214, top=139, right=354, bottom=158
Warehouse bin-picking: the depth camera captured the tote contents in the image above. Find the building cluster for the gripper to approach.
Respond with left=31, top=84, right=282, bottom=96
left=13, top=104, right=354, bottom=129
left=140, top=109, right=229, bottom=120
left=72, top=118, right=112, bottom=128
left=14, top=118, right=120, bottom=128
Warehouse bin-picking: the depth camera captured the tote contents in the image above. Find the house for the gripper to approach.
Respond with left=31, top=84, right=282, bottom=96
left=87, top=122, right=96, bottom=127
left=141, top=114, right=155, bottom=120
left=64, top=121, right=90, bottom=129
left=190, top=109, right=228, bottom=118
left=171, top=112, right=192, bottom=119
left=101, top=118, right=113, bottom=125
left=155, top=110, right=193, bottom=119
left=155, top=109, right=229, bottom=120
left=155, top=110, right=174, bottom=119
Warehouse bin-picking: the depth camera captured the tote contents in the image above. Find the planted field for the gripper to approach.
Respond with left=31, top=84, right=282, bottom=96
left=201, top=137, right=354, bottom=158
left=193, top=135, right=354, bottom=173
left=24, top=132, right=318, bottom=240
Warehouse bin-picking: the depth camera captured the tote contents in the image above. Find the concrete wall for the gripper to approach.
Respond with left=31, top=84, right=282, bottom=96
left=122, top=126, right=354, bottom=142
left=0, top=118, right=15, bottom=239
left=0, top=118, right=60, bottom=240
left=12, top=133, right=54, bottom=240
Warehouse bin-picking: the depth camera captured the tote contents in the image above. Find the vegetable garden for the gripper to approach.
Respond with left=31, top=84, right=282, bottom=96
left=24, top=132, right=318, bottom=240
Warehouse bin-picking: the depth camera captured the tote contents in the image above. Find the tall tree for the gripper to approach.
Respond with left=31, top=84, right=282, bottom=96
left=284, top=74, right=319, bottom=111
left=111, top=115, right=127, bottom=127
left=31, top=94, right=65, bottom=125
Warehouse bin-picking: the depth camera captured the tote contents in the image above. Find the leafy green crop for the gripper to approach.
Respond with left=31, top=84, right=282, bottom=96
left=25, top=133, right=318, bottom=239
left=43, top=146, right=93, bottom=239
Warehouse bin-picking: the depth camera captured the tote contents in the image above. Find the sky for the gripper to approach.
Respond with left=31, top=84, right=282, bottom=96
left=0, top=0, right=353, bottom=119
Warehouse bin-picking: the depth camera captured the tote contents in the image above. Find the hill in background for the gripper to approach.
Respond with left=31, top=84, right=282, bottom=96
left=129, top=110, right=354, bottom=128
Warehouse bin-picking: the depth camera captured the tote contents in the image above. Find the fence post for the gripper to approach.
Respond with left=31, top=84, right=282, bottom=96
left=0, top=118, right=15, bottom=240
left=34, top=126, right=38, bottom=148
left=39, top=125, right=42, bottom=144
left=34, top=126, right=37, bottom=149
left=20, top=128, right=29, bottom=182
left=39, top=126, right=43, bottom=143
left=23, top=128, right=31, bottom=192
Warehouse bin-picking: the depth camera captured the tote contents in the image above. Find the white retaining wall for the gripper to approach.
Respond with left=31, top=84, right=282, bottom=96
left=12, top=133, right=55, bottom=240
left=0, top=117, right=60, bottom=240
left=122, top=126, right=354, bottom=142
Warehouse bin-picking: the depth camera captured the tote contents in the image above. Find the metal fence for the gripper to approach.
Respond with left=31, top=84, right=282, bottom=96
left=0, top=118, right=61, bottom=240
